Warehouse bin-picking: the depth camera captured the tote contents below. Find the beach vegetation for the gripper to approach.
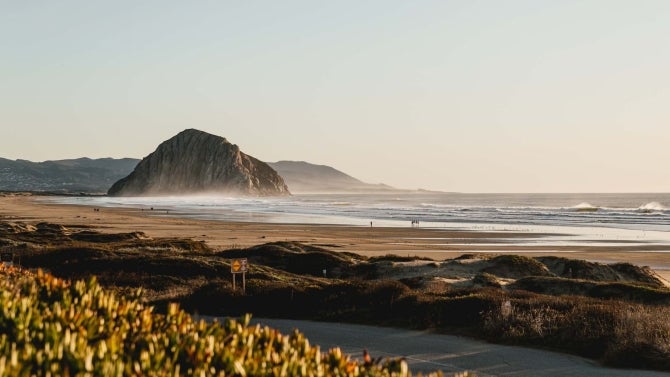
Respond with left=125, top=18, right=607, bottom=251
left=5, top=221, right=670, bottom=372
left=0, top=264, right=461, bottom=376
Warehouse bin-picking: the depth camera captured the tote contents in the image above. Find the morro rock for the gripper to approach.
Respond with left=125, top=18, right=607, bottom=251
left=108, top=129, right=290, bottom=196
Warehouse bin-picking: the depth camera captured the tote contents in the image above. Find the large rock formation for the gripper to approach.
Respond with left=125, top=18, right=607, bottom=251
left=108, top=129, right=290, bottom=196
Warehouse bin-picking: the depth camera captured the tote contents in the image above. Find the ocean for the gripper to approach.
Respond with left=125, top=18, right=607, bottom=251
left=44, top=192, right=670, bottom=251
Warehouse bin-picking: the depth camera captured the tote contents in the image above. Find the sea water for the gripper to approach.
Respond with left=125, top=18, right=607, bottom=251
left=46, top=192, right=670, bottom=249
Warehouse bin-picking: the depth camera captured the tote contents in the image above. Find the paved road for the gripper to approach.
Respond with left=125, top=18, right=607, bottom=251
left=250, top=318, right=670, bottom=377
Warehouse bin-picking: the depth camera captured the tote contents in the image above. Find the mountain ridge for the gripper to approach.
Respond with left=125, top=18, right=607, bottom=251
left=268, top=160, right=396, bottom=193
left=0, top=141, right=402, bottom=194
left=0, top=157, right=139, bottom=193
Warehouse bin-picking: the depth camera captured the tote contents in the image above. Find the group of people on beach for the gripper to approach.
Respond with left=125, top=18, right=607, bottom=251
left=370, top=220, right=421, bottom=227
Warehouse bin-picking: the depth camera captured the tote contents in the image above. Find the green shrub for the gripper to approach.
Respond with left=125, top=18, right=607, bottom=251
left=0, top=265, right=458, bottom=376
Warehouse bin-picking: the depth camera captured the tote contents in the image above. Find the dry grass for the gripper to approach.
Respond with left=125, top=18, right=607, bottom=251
left=4, top=220, right=670, bottom=371
left=482, top=293, right=670, bottom=369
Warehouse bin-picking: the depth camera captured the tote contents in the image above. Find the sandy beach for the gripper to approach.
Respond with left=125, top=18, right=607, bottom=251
left=2, top=193, right=670, bottom=282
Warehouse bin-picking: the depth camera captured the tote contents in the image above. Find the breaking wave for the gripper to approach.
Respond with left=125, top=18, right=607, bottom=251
left=45, top=193, right=670, bottom=233
left=572, top=202, right=599, bottom=212
left=639, top=202, right=668, bottom=212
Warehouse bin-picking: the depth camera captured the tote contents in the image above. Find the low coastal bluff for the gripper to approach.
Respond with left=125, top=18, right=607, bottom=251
left=267, top=160, right=396, bottom=193
left=108, top=129, right=290, bottom=196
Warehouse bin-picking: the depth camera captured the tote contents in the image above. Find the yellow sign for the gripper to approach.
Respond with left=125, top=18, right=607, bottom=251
left=231, top=258, right=248, bottom=273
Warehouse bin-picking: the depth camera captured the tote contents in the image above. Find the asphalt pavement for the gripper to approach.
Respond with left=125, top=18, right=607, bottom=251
left=250, top=318, right=670, bottom=377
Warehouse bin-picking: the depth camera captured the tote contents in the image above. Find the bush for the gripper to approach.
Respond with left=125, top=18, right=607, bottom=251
left=0, top=265, right=453, bottom=376
left=511, top=276, right=670, bottom=304
left=482, top=294, right=670, bottom=369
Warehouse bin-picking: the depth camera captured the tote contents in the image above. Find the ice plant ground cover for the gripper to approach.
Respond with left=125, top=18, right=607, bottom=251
left=0, top=265, right=455, bottom=376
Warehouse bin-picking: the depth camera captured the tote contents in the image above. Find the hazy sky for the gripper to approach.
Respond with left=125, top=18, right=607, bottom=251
left=2, top=1, right=669, bottom=192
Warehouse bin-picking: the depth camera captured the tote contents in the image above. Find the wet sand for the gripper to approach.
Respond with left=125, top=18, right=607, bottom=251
left=2, top=193, right=670, bottom=282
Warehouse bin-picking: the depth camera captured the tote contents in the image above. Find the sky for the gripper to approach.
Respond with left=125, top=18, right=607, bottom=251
left=1, top=1, right=669, bottom=193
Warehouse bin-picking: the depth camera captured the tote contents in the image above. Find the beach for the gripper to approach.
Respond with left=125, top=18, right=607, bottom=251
left=2, top=193, right=670, bottom=283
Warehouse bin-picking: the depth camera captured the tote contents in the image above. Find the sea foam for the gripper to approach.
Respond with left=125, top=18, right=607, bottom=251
left=572, top=202, right=599, bottom=212
left=638, top=202, right=668, bottom=212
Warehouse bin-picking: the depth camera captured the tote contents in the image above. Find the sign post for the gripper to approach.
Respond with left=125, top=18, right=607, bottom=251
left=230, top=258, right=248, bottom=294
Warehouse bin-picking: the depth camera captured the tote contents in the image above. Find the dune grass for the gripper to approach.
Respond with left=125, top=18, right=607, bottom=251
left=4, top=222, right=670, bottom=372
left=184, top=279, right=670, bottom=371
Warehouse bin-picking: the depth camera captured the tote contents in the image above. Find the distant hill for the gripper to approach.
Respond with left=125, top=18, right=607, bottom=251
left=0, top=155, right=396, bottom=195
left=0, top=157, right=139, bottom=193
left=268, top=161, right=395, bottom=193
left=109, top=129, right=290, bottom=197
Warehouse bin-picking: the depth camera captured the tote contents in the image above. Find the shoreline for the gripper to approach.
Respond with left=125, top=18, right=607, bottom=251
left=3, top=193, right=670, bottom=282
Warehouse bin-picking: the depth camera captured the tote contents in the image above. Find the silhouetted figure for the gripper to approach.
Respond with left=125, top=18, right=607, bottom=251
left=363, top=349, right=385, bottom=367
left=363, top=349, right=372, bottom=366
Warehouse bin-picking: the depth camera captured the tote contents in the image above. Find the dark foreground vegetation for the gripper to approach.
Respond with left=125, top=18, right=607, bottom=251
left=2, top=221, right=670, bottom=372
left=0, top=265, right=440, bottom=376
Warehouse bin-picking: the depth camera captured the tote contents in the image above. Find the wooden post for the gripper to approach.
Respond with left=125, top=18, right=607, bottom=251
left=242, top=272, right=246, bottom=295
left=232, top=273, right=236, bottom=291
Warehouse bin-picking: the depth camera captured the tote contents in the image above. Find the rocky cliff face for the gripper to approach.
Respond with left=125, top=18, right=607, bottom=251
left=108, top=129, right=290, bottom=197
